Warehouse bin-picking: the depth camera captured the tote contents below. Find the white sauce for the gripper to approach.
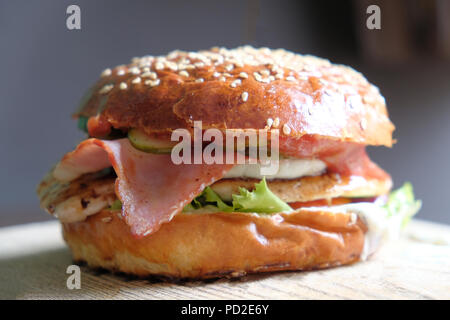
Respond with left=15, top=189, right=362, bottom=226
left=223, top=158, right=326, bottom=180
left=303, top=202, right=402, bottom=260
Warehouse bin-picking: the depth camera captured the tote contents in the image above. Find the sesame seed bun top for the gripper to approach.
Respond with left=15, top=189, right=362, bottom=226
left=75, top=46, right=395, bottom=147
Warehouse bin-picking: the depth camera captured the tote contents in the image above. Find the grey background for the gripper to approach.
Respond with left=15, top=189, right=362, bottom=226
left=0, top=0, right=449, bottom=226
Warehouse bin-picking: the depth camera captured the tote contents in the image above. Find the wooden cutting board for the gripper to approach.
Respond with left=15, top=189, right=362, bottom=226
left=1, top=219, right=449, bottom=299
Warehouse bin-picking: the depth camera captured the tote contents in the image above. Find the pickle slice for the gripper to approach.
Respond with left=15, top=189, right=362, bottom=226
left=128, top=129, right=177, bottom=154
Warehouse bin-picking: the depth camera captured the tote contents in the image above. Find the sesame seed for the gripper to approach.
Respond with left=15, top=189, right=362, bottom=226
left=167, top=50, right=179, bottom=59
left=180, top=58, right=190, bottom=64
left=253, top=72, right=262, bottom=81
left=119, top=82, right=127, bottom=90
left=241, top=91, right=249, bottom=102
left=166, top=61, right=178, bottom=71
left=111, top=47, right=342, bottom=93
left=230, top=79, right=242, bottom=88
left=132, top=77, right=141, bottom=84
left=144, top=79, right=160, bottom=87
left=283, top=124, right=291, bottom=135
left=266, top=118, right=274, bottom=128
left=117, top=69, right=126, bottom=76
left=141, top=72, right=153, bottom=78
left=99, top=84, right=113, bottom=94
left=273, top=117, right=280, bottom=128
left=139, top=61, right=151, bottom=68
left=239, top=72, right=248, bottom=79
left=179, top=70, right=189, bottom=77
left=130, top=67, right=140, bottom=75
left=101, top=68, right=112, bottom=77
left=195, top=78, right=204, bottom=83
left=219, top=76, right=226, bottom=82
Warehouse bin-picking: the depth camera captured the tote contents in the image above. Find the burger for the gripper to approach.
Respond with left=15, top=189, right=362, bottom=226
left=37, top=46, right=421, bottom=279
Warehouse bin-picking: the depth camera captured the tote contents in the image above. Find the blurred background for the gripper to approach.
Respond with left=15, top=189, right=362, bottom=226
left=1, top=0, right=449, bottom=226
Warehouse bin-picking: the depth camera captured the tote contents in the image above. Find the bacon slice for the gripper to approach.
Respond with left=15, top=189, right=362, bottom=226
left=53, top=138, right=232, bottom=237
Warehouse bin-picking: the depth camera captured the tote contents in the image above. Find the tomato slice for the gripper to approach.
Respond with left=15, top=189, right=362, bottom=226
left=87, top=115, right=112, bottom=138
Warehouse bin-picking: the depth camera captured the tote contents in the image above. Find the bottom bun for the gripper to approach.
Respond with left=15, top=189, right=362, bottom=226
left=62, top=209, right=368, bottom=279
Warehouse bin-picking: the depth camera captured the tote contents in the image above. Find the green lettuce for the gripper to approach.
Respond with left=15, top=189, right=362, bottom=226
left=77, top=116, right=88, bottom=133
left=109, top=181, right=421, bottom=222
left=232, top=178, right=293, bottom=213
left=109, top=199, right=122, bottom=211
left=203, top=187, right=235, bottom=212
left=184, top=178, right=292, bottom=214
left=384, top=182, right=421, bottom=227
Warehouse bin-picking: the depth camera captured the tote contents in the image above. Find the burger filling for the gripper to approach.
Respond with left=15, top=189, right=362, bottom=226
left=223, top=158, right=326, bottom=180
left=37, top=123, right=420, bottom=254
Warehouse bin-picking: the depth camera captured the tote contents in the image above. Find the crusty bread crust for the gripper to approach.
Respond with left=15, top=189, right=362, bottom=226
left=76, top=46, right=394, bottom=146
left=62, top=208, right=367, bottom=279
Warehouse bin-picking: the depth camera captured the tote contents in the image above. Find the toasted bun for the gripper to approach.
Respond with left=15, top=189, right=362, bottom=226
left=76, top=46, right=394, bottom=146
left=63, top=208, right=368, bottom=279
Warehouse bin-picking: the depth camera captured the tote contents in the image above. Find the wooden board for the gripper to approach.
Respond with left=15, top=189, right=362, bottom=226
left=0, top=219, right=449, bottom=299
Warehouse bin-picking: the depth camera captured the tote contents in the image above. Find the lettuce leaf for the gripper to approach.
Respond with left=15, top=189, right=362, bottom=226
left=232, top=178, right=293, bottom=213
left=109, top=181, right=421, bottom=221
left=77, top=116, right=88, bottom=133
left=184, top=178, right=292, bottom=214
left=109, top=199, right=122, bottom=211
left=384, top=182, right=421, bottom=227
left=203, top=187, right=235, bottom=212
